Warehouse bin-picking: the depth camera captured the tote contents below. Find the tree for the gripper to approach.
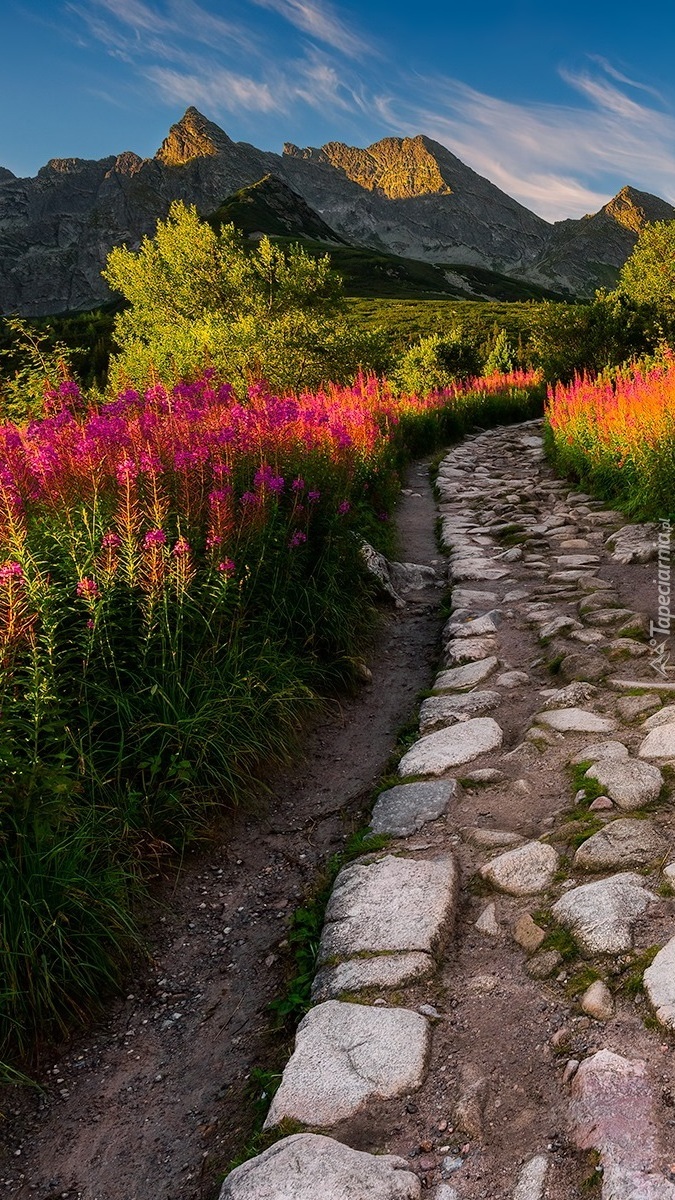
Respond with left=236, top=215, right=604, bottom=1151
left=483, top=328, right=516, bottom=374
left=618, top=220, right=675, bottom=327
left=529, top=292, right=658, bottom=382
left=103, top=202, right=385, bottom=394
left=394, top=330, right=481, bottom=395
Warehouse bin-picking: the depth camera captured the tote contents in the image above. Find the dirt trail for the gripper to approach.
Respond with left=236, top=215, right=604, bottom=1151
left=0, top=463, right=444, bottom=1200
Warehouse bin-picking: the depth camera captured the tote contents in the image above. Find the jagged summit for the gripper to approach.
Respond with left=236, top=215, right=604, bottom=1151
left=209, top=173, right=344, bottom=242
left=284, top=134, right=454, bottom=200
left=155, top=106, right=233, bottom=167
left=602, top=184, right=675, bottom=233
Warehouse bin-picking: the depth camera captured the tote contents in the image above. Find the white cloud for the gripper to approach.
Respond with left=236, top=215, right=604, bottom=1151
left=248, top=0, right=370, bottom=59
left=147, top=65, right=278, bottom=113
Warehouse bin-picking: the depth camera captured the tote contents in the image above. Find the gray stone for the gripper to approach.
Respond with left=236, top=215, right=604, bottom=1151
left=370, top=780, right=460, bottom=836
left=539, top=615, right=583, bottom=640
left=512, top=1156, right=549, bottom=1200
left=552, top=874, right=653, bottom=955
left=526, top=949, right=562, bottom=978
left=560, top=653, right=608, bottom=683
left=432, top=1188, right=459, bottom=1200
left=451, top=587, right=498, bottom=610
left=444, top=613, right=499, bottom=639
left=542, top=682, right=597, bottom=710
left=444, top=636, right=499, bottom=665
left=461, top=767, right=505, bottom=784
left=399, top=719, right=503, bottom=777
left=573, top=819, right=668, bottom=870
left=580, top=979, right=615, bottom=1021
left=643, top=704, right=675, bottom=730
left=480, top=841, right=559, bottom=896
left=311, top=953, right=433, bottom=1002
left=556, top=554, right=600, bottom=567
left=219, top=1134, right=422, bottom=1200
left=535, top=707, right=616, bottom=734
left=433, top=657, right=499, bottom=692
left=496, top=669, right=530, bottom=688
left=606, top=523, right=659, bottom=564
left=571, top=740, right=629, bottom=765
left=389, top=561, right=437, bottom=594
left=476, top=902, right=500, bottom=936
left=643, top=935, right=675, bottom=1031
left=318, top=855, right=458, bottom=964
left=585, top=759, right=664, bottom=809
left=450, top=561, right=510, bottom=582
left=264, top=1002, right=429, bottom=1128
left=360, top=541, right=404, bottom=606
left=454, top=1076, right=489, bottom=1138
left=418, top=690, right=501, bottom=733
left=617, top=694, right=662, bottom=722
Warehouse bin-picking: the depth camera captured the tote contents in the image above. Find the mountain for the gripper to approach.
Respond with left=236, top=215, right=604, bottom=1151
left=0, top=107, right=672, bottom=316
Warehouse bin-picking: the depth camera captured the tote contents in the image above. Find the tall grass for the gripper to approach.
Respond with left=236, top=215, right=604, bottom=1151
left=0, top=368, right=543, bottom=1076
left=545, top=355, right=675, bottom=518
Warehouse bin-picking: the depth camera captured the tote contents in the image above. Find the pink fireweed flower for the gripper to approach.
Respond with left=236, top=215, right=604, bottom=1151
left=144, top=529, right=167, bottom=547
left=76, top=577, right=100, bottom=600
left=217, top=558, right=236, bottom=575
left=86, top=619, right=95, bottom=630
left=172, top=537, right=190, bottom=558
left=289, top=530, right=307, bottom=548
left=206, top=534, right=222, bottom=549
left=101, top=531, right=121, bottom=549
left=308, top=490, right=320, bottom=503
left=0, top=562, right=24, bottom=584
left=292, top=477, right=305, bottom=491
left=338, top=500, right=351, bottom=515
left=116, top=458, right=138, bottom=484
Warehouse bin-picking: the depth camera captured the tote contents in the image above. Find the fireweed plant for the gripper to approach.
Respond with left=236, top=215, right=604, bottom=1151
left=0, top=367, right=542, bottom=1074
left=545, top=353, right=675, bottom=518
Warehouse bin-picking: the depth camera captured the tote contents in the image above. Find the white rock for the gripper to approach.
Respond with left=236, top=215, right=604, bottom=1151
left=444, top=636, right=499, bottom=665
left=433, top=657, right=499, bottom=692
left=496, top=670, right=530, bottom=688
left=552, top=873, right=653, bottom=955
left=451, top=560, right=510, bottom=582
left=219, top=1134, right=422, bottom=1200
left=573, top=819, right=668, bottom=870
left=370, top=780, right=460, bottom=836
left=535, top=708, right=616, bottom=734
left=570, top=740, right=629, bottom=765
left=580, top=979, right=615, bottom=1021
left=643, top=936, right=675, bottom=1031
left=399, top=719, right=503, bottom=777
left=639, top=723, right=675, bottom=759
left=318, top=855, right=458, bottom=963
left=418, top=690, right=501, bottom=733
left=480, top=841, right=559, bottom=896
left=264, top=1002, right=429, bottom=1128
left=311, top=953, right=433, bottom=1002
left=643, top=704, right=675, bottom=730
left=606, top=523, right=659, bottom=564
left=444, top=613, right=499, bottom=639
left=584, top=759, right=664, bottom=810
left=476, top=902, right=500, bottom=936
left=512, top=1155, right=549, bottom=1200
left=389, top=561, right=437, bottom=594
left=542, top=682, right=597, bottom=709
left=452, top=587, right=498, bottom=609
left=664, top=862, right=675, bottom=885
left=539, top=615, right=582, bottom=640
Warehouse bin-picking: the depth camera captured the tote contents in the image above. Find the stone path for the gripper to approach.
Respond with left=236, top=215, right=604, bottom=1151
left=220, top=421, right=675, bottom=1200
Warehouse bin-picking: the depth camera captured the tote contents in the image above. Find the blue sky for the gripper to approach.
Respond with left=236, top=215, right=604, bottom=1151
left=2, top=0, right=675, bottom=221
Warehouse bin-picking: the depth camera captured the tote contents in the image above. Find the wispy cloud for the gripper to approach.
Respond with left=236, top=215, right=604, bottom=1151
left=147, top=65, right=278, bottom=113
left=249, top=0, right=370, bottom=59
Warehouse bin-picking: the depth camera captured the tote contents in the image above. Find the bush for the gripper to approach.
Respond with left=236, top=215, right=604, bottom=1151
left=394, top=330, right=482, bottom=394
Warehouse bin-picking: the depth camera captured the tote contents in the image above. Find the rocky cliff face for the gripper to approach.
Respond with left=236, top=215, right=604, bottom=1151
left=0, top=108, right=672, bottom=315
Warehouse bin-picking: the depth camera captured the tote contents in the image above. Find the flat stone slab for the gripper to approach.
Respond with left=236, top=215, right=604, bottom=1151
left=639, top=723, right=675, bottom=759
left=573, top=819, right=668, bottom=871
left=569, top=1049, right=657, bottom=1168
left=585, top=759, right=664, bottom=810
left=418, top=690, right=501, bottom=733
left=451, top=587, right=498, bottom=609
left=606, top=523, right=659, bottom=564
left=318, top=854, right=458, bottom=963
left=311, top=952, right=434, bottom=1002
left=444, top=613, right=499, bottom=639
left=433, top=657, right=499, bottom=692
left=643, top=704, right=675, bottom=730
left=512, top=1156, right=549, bottom=1200
left=535, top=708, right=616, bottom=734
left=571, top=740, right=629, bottom=765
left=370, top=780, right=460, bottom=836
left=480, top=841, right=559, bottom=896
left=552, top=873, right=653, bottom=955
left=644, top=936, right=675, bottom=1032
left=399, top=719, right=503, bottom=777
left=264, top=1002, right=430, bottom=1128
left=444, top=636, right=499, bottom=665
left=496, top=670, right=530, bottom=688
left=450, top=561, right=510, bottom=582
left=219, top=1133, right=422, bottom=1200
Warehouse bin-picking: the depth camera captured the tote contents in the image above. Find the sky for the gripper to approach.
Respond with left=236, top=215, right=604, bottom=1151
left=2, top=0, right=675, bottom=222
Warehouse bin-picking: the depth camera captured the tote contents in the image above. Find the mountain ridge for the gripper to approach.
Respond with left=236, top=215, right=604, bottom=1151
left=0, top=106, right=672, bottom=316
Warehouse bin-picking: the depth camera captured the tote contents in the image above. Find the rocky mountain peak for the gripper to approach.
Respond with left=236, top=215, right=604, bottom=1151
left=155, top=107, right=233, bottom=167
left=0, top=167, right=16, bottom=184
left=602, top=184, right=675, bottom=233
left=285, top=134, right=452, bottom=200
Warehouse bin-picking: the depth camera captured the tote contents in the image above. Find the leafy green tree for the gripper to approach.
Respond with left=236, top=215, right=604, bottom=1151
left=394, top=329, right=481, bottom=395
left=103, top=202, right=385, bottom=394
left=0, top=318, right=78, bottom=422
left=618, top=220, right=675, bottom=327
left=530, top=291, right=658, bottom=382
left=484, top=328, right=517, bottom=374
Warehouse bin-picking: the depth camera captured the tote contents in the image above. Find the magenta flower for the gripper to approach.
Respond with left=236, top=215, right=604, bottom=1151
left=101, top=531, right=121, bottom=549
left=0, top=562, right=24, bottom=583
left=172, top=537, right=190, bottom=558
left=308, top=490, right=320, bottom=503
left=217, top=558, right=236, bottom=575
left=292, top=477, right=305, bottom=491
left=338, top=500, right=351, bottom=515
left=144, top=529, right=167, bottom=548
left=289, top=530, right=307, bottom=548
left=76, top=577, right=100, bottom=600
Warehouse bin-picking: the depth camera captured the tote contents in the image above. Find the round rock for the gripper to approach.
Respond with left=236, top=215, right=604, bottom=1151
left=219, top=1133, right=422, bottom=1200
left=639, top=722, right=675, bottom=760
left=552, top=873, right=653, bottom=955
left=585, top=759, right=663, bottom=810
left=643, top=936, right=675, bottom=1031
left=480, top=841, right=559, bottom=896
left=573, top=819, right=668, bottom=871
